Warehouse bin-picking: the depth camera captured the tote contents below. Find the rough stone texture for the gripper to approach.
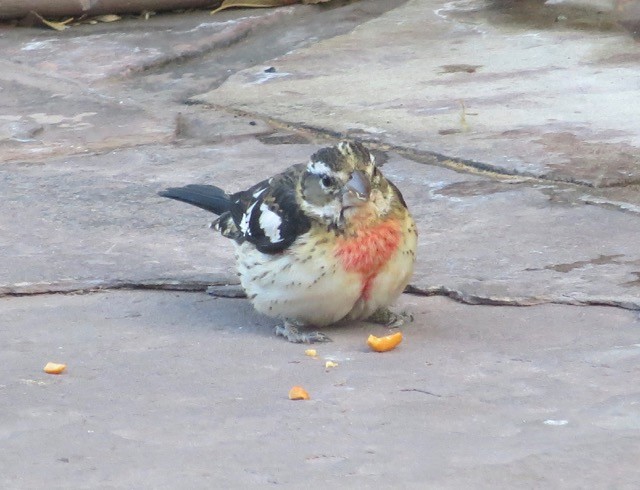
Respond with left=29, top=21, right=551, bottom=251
left=2, top=291, right=640, bottom=488
left=0, top=59, right=172, bottom=163
left=3, top=141, right=640, bottom=307
left=1, top=0, right=640, bottom=487
left=0, top=140, right=316, bottom=292
left=0, top=0, right=214, bottom=19
left=399, top=159, right=640, bottom=309
left=196, top=0, right=640, bottom=188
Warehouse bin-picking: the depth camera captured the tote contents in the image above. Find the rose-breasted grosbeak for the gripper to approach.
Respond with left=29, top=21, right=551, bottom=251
left=159, top=141, right=417, bottom=343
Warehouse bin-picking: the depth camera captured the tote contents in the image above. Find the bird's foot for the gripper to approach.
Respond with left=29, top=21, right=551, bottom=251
left=367, top=308, right=413, bottom=328
left=274, top=320, right=332, bottom=344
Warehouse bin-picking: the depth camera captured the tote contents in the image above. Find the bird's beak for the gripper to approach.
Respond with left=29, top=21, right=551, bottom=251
left=342, top=170, right=371, bottom=208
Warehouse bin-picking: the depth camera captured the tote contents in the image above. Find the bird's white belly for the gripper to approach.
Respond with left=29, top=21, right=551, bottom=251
left=235, top=214, right=417, bottom=326
left=236, top=239, right=362, bottom=326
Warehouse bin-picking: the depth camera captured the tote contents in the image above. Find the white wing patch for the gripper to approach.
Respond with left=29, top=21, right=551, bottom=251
left=252, top=187, right=267, bottom=199
left=258, top=203, right=283, bottom=243
left=240, top=201, right=258, bottom=235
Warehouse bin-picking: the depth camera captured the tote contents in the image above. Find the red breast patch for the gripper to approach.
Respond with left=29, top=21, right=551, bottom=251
left=335, top=220, right=402, bottom=299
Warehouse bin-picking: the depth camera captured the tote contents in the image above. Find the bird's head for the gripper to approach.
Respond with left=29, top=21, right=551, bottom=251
left=298, top=141, right=398, bottom=229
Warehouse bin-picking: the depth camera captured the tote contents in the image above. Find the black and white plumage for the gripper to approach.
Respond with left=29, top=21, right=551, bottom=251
left=160, top=169, right=311, bottom=254
left=159, top=141, right=417, bottom=343
left=160, top=142, right=377, bottom=254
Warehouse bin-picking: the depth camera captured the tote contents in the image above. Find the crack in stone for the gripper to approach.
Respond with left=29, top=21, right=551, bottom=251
left=108, top=12, right=289, bottom=80
left=581, top=196, right=640, bottom=215
left=404, top=285, right=640, bottom=311
left=4, top=280, right=638, bottom=312
left=187, top=107, right=640, bottom=196
left=0, top=278, right=236, bottom=298
left=526, top=254, right=627, bottom=273
left=399, top=388, right=443, bottom=397
left=622, top=272, right=640, bottom=288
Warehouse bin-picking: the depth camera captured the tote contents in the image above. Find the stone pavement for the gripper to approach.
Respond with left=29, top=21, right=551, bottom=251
left=1, top=0, right=640, bottom=488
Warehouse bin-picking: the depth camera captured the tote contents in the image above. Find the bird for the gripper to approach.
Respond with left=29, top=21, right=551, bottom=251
left=159, top=141, right=418, bottom=343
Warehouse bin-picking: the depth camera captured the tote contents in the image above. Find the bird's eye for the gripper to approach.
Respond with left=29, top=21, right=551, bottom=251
left=320, top=175, right=334, bottom=188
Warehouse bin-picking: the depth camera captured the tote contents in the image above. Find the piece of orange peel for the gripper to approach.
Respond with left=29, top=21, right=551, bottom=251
left=43, top=362, right=67, bottom=374
left=288, top=386, right=310, bottom=400
left=367, top=332, right=403, bottom=352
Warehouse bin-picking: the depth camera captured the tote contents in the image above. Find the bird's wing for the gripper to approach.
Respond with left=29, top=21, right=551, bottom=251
left=223, top=164, right=312, bottom=254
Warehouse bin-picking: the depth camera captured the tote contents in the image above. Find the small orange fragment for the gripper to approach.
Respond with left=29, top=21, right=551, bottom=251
left=367, top=331, right=403, bottom=352
left=43, top=362, right=67, bottom=374
left=288, top=386, right=310, bottom=400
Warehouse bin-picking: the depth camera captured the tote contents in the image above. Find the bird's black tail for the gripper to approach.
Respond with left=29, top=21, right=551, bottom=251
left=158, top=184, right=231, bottom=216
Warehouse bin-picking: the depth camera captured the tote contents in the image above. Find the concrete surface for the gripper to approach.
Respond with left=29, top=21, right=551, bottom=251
left=2, top=292, right=640, bottom=488
left=1, top=0, right=640, bottom=488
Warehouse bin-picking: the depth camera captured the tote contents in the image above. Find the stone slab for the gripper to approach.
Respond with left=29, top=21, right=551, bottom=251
left=194, top=0, right=640, bottom=188
left=1, top=291, right=639, bottom=488
left=0, top=2, right=404, bottom=164
left=1, top=10, right=290, bottom=84
left=0, top=3, right=639, bottom=488
left=0, top=137, right=317, bottom=292
left=399, top=161, right=640, bottom=309
left=0, top=60, right=172, bottom=164
left=2, top=136, right=639, bottom=309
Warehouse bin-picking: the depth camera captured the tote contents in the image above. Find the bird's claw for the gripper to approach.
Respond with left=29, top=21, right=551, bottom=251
left=367, top=308, right=413, bottom=328
left=275, top=321, right=332, bottom=344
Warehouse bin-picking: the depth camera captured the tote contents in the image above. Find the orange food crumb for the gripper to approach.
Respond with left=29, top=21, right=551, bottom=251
left=367, top=332, right=403, bottom=352
left=304, top=349, right=317, bottom=357
left=325, top=360, right=339, bottom=369
left=43, top=362, right=67, bottom=374
left=288, top=386, right=310, bottom=400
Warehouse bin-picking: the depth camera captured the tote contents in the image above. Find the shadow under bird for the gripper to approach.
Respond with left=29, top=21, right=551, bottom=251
left=159, top=141, right=417, bottom=343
